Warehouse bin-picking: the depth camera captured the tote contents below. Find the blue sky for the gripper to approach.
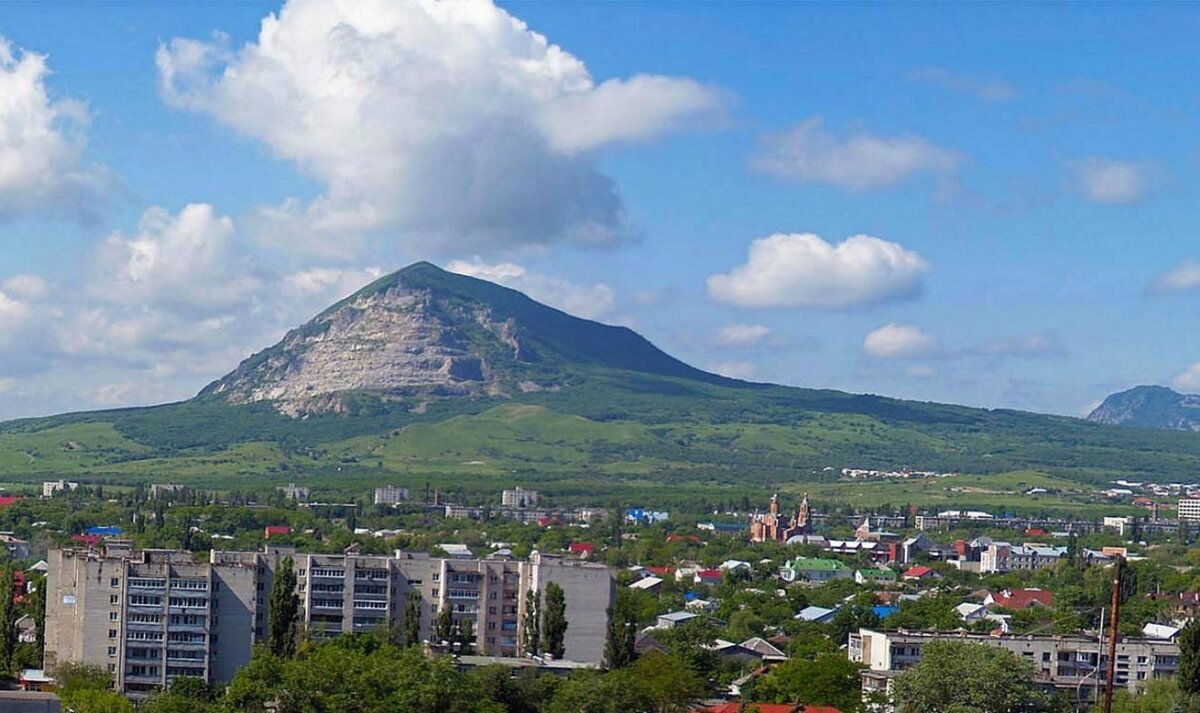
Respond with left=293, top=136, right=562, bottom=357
left=0, top=0, right=1198, bottom=419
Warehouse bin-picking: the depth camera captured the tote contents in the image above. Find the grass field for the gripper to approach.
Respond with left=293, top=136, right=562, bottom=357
left=0, top=365, right=1194, bottom=519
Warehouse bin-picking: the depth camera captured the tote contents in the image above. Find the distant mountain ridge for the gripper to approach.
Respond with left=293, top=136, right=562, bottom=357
left=200, top=262, right=732, bottom=415
left=1087, top=385, right=1200, bottom=431
left=5, top=261, right=1200, bottom=488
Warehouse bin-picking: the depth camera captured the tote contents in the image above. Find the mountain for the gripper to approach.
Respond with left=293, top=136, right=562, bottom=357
left=4, top=261, right=1200, bottom=493
left=1087, top=385, right=1200, bottom=431
left=200, top=262, right=730, bottom=416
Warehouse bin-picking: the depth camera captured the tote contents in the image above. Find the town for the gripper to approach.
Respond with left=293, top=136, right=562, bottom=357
left=0, top=478, right=1197, bottom=712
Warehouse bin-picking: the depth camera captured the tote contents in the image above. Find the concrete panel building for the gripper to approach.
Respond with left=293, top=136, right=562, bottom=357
left=849, top=627, right=1178, bottom=703
left=501, top=488, right=539, bottom=508
left=1178, top=498, right=1200, bottom=522
left=46, top=545, right=613, bottom=696
left=373, top=485, right=409, bottom=506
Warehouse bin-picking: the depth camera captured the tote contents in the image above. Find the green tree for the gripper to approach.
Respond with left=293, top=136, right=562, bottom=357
left=436, top=603, right=454, bottom=644
left=654, top=618, right=721, bottom=680
left=542, top=582, right=568, bottom=659
left=632, top=651, right=705, bottom=713
left=750, top=654, right=863, bottom=712
left=523, top=589, right=541, bottom=656
left=55, top=662, right=114, bottom=696
left=603, top=592, right=638, bottom=670
left=404, top=591, right=423, bottom=647
left=141, top=677, right=217, bottom=713
left=1098, top=677, right=1194, bottom=713
left=268, top=556, right=300, bottom=658
left=546, top=669, right=651, bottom=713
left=1180, top=618, right=1200, bottom=695
left=62, top=689, right=136, bottom=713
left=31, top=574, right=46, bottom=665
left=55, top=662, right=130, bottom=713
left=0, top=566, right=17, bottom=672
left=891, top=641, right=1058, bottom=712
left=459, top=617, right=475, bottom=654
left=221, top=637, right=503, bottom=713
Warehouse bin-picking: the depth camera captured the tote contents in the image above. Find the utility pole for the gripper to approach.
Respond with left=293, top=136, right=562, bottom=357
left=1103, top=556, right=1124, bottom=713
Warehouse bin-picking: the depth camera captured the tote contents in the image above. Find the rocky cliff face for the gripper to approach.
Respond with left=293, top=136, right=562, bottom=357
left=1087, top=385, right=1200, bottom=431
left=199, top=262, right=722, bottom=416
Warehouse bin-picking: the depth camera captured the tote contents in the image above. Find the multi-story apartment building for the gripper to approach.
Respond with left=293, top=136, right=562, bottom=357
left=46, top=545, right=613, bottom=696
left=373, top=485, right=409, bottom=506
left=44, top=548, right=256, bottom=696
left=1178, top=498, right=1200, bottom=522
left=278, top=483, right=310, bottom=502
left=41, top=480, right=78, bottom=498
left=501, top=488, right=539, bottom=508
left=849, top=628, right=1179, bottom=703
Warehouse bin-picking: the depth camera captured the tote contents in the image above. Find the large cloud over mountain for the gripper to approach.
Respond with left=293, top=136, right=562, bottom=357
left=156, top=0, right=721, bottom=256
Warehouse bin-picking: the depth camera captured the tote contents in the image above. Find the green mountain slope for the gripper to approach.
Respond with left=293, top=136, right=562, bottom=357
left=1, top=262, right=1199, bottom=490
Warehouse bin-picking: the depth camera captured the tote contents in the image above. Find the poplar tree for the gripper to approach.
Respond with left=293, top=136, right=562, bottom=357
left=404, top=592, right=422, bottom=647
left=0, top=567, right=17, bottom=672
left=268, top=557, right=300, bottom=658
left=541, top=582, right=567, bottom=659
left=522, top=589, right=541, bottom=656
left=1180, top=618, right=1200, bottom=695
left=603, top=591, right=638, bottom=670
left=436, top=604, right=454, bottom=644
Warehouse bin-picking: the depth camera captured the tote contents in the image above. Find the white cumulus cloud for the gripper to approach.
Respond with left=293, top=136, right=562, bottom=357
left=713, top=324, right=771, bottom=347
left=707, top=232, right=930, bottom=309
left=0, top=38, right=108, bottom=222
left=864, top=325, right=1064, bottom=361
left=751, top=117, right=959, bottom=192
left=1173, top=363, right=1200, bottom=392
left=907, top=66, right=1017, bottom=103
left=156, top=0, right=721, bottom=256
left=863, top=323, right=937, bottom=358
left=447, top=257, right=617, bottom=320
left=711, top=360, right=757, bottom=380
left=1070, top=158, right=1149, bottom=205
left=93, top=204, right=263, bottom=313
left=1148, top=259, right=1200, bottom=294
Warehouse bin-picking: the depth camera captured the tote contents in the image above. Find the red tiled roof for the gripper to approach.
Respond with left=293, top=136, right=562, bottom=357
left=666, top=533, right=701, bottom=543
left=568, top=543, right=594, bottom=555
left=71, top=534, right=101, bottom=547
left=264, top=525, right=292, bottom=538
left=695, top=569, right=722, bottom=579
left=902, top=565, right=935, bottom=578
left=0, top=496, right=19, bottom=507
left=647, top=566, right=675, bottom=576
left=989, top=588, right=1054, bottom=610
left=700, top=700, right=840, bottom=705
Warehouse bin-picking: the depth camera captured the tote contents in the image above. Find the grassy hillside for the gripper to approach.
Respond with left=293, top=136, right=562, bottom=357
left=2, top=367, right=1200, bottom=501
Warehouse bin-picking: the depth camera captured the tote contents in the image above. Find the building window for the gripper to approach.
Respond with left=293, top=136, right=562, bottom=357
left=109, top=612, right=119, bottom=621
left=110, top=595, right=119, bottom=604
left=111, top=578, right=119, bottom=587
left=108, top=646, right=117, bottom=656
left=108, top=629, right=118, bottom=638
left=432, top=574, right=440, bottom=582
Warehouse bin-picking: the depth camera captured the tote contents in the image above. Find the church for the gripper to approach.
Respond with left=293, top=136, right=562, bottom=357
left=749, top=493, right=813, bottom=542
